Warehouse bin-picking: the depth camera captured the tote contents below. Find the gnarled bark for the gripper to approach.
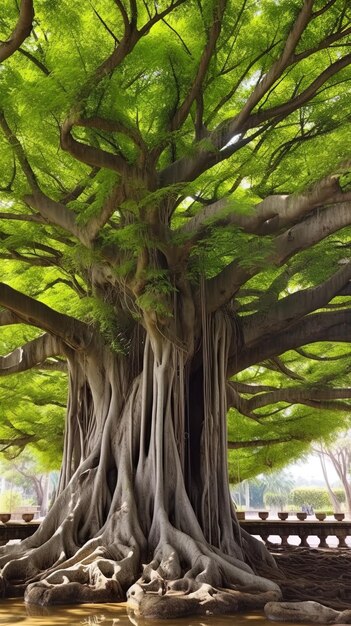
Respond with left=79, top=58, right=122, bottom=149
left=0, top=310, right=281, bottom=617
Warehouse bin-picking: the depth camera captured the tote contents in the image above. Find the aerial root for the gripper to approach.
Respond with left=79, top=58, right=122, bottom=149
left=265, top=601, right=351, bottom=624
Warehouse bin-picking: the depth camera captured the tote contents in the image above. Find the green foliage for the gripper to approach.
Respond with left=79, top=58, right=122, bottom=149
left=0, top=490, right=23, bottom=513
left=1, top=0, right=351, bottom=478
left=264, top=491, right=289, bottom=511
left=290, top=487, right=344, bottom=511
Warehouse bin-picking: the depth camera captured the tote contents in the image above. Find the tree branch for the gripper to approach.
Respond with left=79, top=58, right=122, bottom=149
left=178, top=172, right=343, bottom=241
left=74, top=116, right=147, bottom=152
left=228, top=436, right=297, bottom=449
left=242, top=51, right=351, bottom=136
left=158, top=0, right=315, bottom=186
left=272, top=200, right=351, bottom=264
left=159, top=14, right=351, bottom=187
left=0, top=0, right=34, bottom=63
left=243, top=261, right=351, bottom=346
left=169, top=0, right=227, bottom=132
left=0, top=309, right=21, bottom=326
left=205, top=196, right=351, bottom=313
left=0, top=283, right=93, bottom=350
left=60, top=120, right=133, bottom=174
left=246, top=387, right=351, bottom=412
left=0, top=334, right=63, bottom=376
left=229, top=309, right=351, bottom=375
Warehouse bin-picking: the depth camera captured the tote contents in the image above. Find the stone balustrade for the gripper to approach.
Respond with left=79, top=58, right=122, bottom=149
left=0, top=520, right=39, bottom=545
left=240, top=519, right=351, bottom=548
left=0, top=519, right=351, bottom=549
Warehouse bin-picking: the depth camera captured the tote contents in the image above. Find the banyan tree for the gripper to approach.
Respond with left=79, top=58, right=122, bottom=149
left=0, top=0, right=351, bottom=620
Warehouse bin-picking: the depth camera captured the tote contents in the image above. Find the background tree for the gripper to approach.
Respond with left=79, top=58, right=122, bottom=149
left=1, top=0, right=351, bottom=619
left=317, top=435, right=351, bottom=514
left=0, top=452, right=54, bottom=516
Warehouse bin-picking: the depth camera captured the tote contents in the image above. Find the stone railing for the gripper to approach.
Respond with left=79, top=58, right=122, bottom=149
left=1, top=519, right=351, bottom=549
left=240, top=519, right=351, bottom=548
left=0, top=520, right=39, bottom=545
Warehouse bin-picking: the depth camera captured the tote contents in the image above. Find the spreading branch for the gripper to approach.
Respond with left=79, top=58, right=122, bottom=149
left=0, top=283, right=93, bottom=350
left=205, top=196, right=351, bottom=312
left=158, top=9, right=351, bottom=187
left=179, top=173, right=344, bottom=241
left=229, top=309, right=351, bottom=375
left=0, top=309, right=21, bottom=326
left=0, top=0, right=34, bottom=63
left=0, top=334, right=63, bottom=376
left=169, top=0, right=227, bottom=132
left=243, top=261, right=351, bottom=347
left=228, top=436, right=299, bottom=449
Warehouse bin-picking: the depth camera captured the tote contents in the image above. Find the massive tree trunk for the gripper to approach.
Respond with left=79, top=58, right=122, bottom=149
left=0, top=308, right=280, bottom=618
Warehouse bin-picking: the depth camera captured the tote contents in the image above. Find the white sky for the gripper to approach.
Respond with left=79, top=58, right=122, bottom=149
left=288, top=453, right=340, bottom=486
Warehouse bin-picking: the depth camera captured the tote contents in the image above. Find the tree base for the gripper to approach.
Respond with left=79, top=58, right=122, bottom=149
left=265, top=601, right=351, bottom=624
left=127, top=580, right=281, bottom=619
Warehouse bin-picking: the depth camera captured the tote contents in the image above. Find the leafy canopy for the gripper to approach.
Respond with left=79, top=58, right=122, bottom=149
left=0, top=0, right=351, bottom=471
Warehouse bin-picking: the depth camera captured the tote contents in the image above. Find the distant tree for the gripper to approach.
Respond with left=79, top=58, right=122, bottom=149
left=261, top=470, right=295, bottom=510
left=317, top=436, right=351, bottom=515
left=0, top=453, right=52, bottom=516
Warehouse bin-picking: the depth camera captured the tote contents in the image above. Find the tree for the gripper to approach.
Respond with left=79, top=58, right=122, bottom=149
left=317, top=435, right=351, bottom=515
left=0, top=453, right=54, bottom=516
left=1, top=0, right=351, bottom=619
left=262, top=470, right=295, bottom=511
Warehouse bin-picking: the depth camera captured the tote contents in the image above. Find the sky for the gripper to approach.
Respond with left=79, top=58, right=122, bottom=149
left=288, top=453, right=340, bottom=486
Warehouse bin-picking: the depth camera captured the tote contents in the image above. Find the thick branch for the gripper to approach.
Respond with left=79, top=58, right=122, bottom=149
left=243, top=261, right=351, bottom=346
left=0, top=113, right=85, bottom=241
left=243, top=51, right=351, bottom=135
left=206, top=198, right=351, bottom=312
left=23, top=191, right=103, bottom=247
left=159, top=0, right=315, bottom=186
left=228, top=436, right=297, bottom=449
left=60, top=121, right=133, bottom=174
left=272, top=201, right=351, bottom=264
left=212, top=0, right=315, bottom=148
left=0, top=309, right=21, bottom=326
left=0, top=0, right=34, bottom=63
left=0, top=211, right=45, bottom=223
left=0, top=334, right=63, bottom=376
left=75, top=116, right=147, bottom=152
left=246, top=387, right=351, bottom=412
left=82, top=183, right=126, bottom=243
left=0, top=283, right=93, bottom=350
left=230, top=310, right=351, bottom=375
left=159, top=22, right=351, bottom=187
left=179, top=173, right=342, bottom=240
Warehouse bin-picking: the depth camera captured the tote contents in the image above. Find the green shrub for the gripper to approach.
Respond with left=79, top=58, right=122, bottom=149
left=264, top=491, right=288, bottom=510
left=333, top=489, right=345, bottom=503
left=289, top=487, right=343, bottom=510
left=0, top=490, right=22, bottom=512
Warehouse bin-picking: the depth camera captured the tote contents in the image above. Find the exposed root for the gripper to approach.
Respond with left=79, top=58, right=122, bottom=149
left=128, top=580, right=281, bottom=619
left=125, top=520, right=281, bottom=619
left=265, top=601, right=351, bottom=624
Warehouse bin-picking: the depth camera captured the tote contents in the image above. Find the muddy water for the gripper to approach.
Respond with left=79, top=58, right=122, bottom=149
left=0, top=599, right=316, bottom=626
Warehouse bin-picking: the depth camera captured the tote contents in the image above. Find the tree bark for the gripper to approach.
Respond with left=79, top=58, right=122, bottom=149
left=0, top=311, right=281, bottom=617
